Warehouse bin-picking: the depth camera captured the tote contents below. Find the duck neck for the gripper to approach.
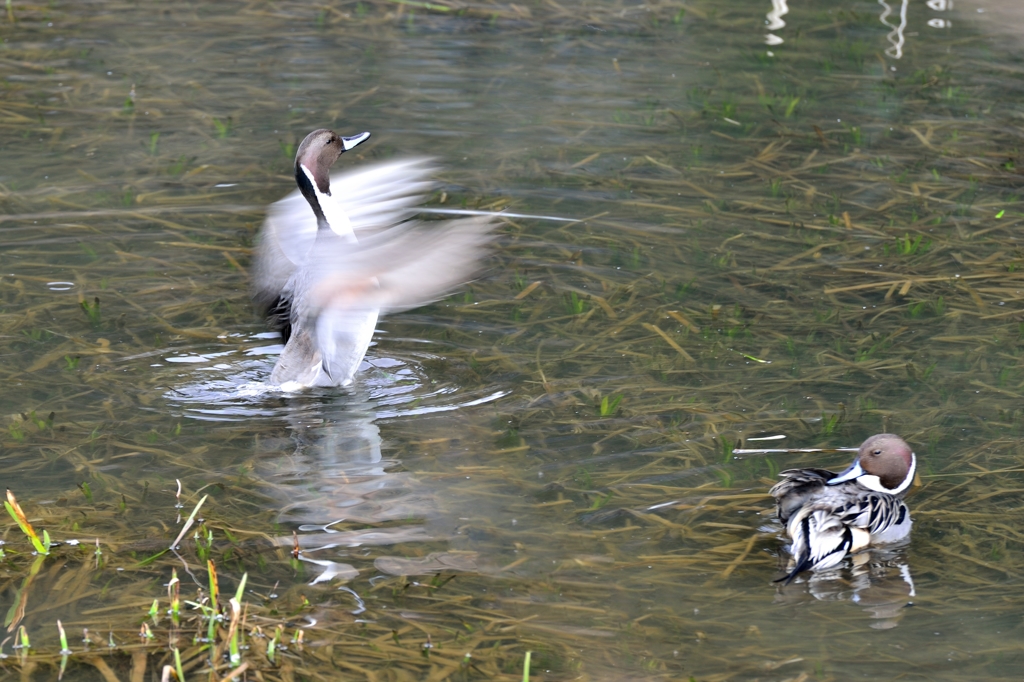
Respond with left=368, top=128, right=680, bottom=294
left=296, top=163, right=355, bottom=239
left=296, top=163, right=328, bottom=227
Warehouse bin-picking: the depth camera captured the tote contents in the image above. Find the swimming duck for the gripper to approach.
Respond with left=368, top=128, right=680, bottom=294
left=253, top=128, right=496, bottom=390
left=769, top=433, right=917, bottom=583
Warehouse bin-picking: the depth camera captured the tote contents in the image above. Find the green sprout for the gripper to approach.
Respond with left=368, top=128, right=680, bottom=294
left=173, top=647, right=185, bottom=682
left=267, top=625, right=283, bottom=664
left=168, top=568, right=180, bottom=627
left=4, top=490, right=50, bottom=555
left=80, top=297, right=101, bottom=327
left=718, top=436, right=734, bottom=464
left=599, top=394, right=623, bottom=417
left=57, top=620, right=70, bottom=654
left=564, top=291, right=587, bottom=315
left=895, top=233, right=929, bottom=256
left=212, top=117, right=231, bottom=138
left=228, top=588, right=246, bottom=666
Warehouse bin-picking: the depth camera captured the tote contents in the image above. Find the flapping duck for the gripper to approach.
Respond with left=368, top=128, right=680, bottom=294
left=253, top=128, right=496, bottom=390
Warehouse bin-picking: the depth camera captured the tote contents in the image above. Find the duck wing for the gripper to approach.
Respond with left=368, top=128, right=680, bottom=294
left=301, top=215, right=497, bottom=316
left=252, top=158, right=439, bottom=312
left=333, top=158, right=438, bottom=236
left=836, top=492, right=910, bottom=539
left=769, top=468, right=836, bottom=524
left=780, top=491, right=909, bottom=584
left=288, top=214, right=497, bottom=385
left=781, top=506, right=858, bottom=582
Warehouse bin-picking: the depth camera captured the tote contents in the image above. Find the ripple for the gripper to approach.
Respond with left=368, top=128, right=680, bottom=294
left=162, top=338, right=510, bottom=424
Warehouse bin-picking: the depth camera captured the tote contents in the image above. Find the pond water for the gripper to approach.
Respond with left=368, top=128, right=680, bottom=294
left=3, top=0, right=1024, bottom=679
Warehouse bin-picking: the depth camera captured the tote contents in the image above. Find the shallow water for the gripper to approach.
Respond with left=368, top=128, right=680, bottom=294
left=3, top=0, right=1024, bottom=679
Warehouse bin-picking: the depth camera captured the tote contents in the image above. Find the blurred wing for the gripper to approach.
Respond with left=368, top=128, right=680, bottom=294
left=304, top=215, right=498, bottom=318
left=332, top=158, right=438, bottom=235
left=253, top=189, right=317, bottom=310
left=252, top=158, right=439, bottom=310
left=374, top=215, right=497, bottom=312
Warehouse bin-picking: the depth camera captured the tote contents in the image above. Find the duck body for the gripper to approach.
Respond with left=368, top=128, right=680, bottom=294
left=253, top=129, right=495, bottom=390
left=769, top=433, right=916, bottom=583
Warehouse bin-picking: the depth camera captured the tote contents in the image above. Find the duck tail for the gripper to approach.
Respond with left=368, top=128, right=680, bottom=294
left=776, top=509, right=853, bottom=584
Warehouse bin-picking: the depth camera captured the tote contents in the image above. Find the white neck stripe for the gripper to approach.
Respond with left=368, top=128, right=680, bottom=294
left=859, top=452, right=916, bottom=494
left=889, top=452, right=916, bottom=494
left=300, top=164, right=353, bottom=239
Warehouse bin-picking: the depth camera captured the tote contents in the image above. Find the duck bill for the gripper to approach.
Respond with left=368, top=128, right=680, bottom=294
left=827, top=460, right=864, bottom=485
left=341, top=131, right=371, bottom=151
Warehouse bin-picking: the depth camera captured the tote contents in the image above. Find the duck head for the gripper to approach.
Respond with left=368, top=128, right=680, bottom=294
left=827, top=433, right=916, bottom=494
left=294, top=128, right=371, bottom=228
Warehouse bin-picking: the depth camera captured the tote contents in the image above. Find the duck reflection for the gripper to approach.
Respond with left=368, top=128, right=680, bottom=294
left=775, top=547, right=916, bottom=630
left=163, top=331, right=509, bottom=588
left=255, top=388, right=439, bottom=557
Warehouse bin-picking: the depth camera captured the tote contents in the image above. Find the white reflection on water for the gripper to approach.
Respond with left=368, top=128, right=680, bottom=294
left=765, top=0, right=789, bottom=46
left=763, top=0, right=957, bottom=60
left=926, top=0, right=952, bottom=29
left=880, top=0, right=909, bottom=59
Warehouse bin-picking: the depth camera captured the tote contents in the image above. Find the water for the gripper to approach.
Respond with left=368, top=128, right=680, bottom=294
left=3, top=0, right=1024, bottom=678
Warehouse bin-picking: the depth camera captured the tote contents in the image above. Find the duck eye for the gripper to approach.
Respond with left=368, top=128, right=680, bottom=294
left=872, top=449, right=881, bottom=456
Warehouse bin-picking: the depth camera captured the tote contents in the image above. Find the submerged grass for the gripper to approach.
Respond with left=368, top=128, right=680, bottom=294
left=2, top=0, right=1024, bottom=679
left=0, top=479, right=551, bottom=680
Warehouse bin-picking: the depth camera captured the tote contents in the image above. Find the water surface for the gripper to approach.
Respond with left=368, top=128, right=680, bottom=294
left=3, top=0, right=1024, bottom=679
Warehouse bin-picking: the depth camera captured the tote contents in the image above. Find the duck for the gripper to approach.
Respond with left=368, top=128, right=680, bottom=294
left=252, top=128, right=496, bottom=390
left=769, top=433, right=917, bottom=584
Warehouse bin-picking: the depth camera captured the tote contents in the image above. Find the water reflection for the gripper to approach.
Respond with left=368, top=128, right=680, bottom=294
left=255, top=389, right=436, bottom=589
left=765, top=0, right=789, bottom=46
left=879, top=0, right=910, bottom=59
left=255, top=381, right=508, bottom=585
left=163, top=336, right=508, bottom=586
left=259, top=393, right=393, bottom=528
left=926, top=0, right=953, bottom=29
left=762, top=0, right=955, bottom=59
left=776, top=547, right=917, bottom=630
